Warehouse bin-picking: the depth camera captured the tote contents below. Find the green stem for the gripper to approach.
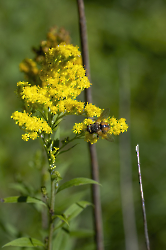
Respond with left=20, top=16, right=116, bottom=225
left=55, top=134, right=83, bottom=156
left=48, top=177, right=56, bottom=250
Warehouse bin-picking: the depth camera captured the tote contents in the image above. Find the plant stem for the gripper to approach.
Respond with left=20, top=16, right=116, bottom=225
left=136, top=145, right=150, bottom=250
left=48, top=177, right=56, bottom=250
left=77, top=1, right=104, bottom=250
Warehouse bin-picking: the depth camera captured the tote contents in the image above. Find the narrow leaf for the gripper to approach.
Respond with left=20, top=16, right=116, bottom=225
left=1, top=196, right=46, bottom=206
left=53, top=229, right=70, bottom=250
left=53, top=230, right=63, bottom=250
left=54, top=201, right=92, bottom=231
left=53, top=215, right=69, bottom=226
left=57, top=178, right=100, bottom=193
left=2, top=237, right=44, bottom=247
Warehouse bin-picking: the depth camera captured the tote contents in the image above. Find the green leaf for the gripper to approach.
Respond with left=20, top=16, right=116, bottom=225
left=2, top=237, right=44, bottom=247
left=53, top=229, right=70, bottom=250
left=54, top=201, right=92, bottom=231
left=66, top=201, right=93, bottom=220
left=1, top=196, right=46, bottom=206
left=57, top=178, right=100, bottom=193
left=53, top=215, right=69, bottom=226
left=53, top=230, right=63, bottom=250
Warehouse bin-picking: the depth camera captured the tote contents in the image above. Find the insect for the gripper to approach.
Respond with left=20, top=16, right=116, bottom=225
left=87, top=108, right=114, bottom=142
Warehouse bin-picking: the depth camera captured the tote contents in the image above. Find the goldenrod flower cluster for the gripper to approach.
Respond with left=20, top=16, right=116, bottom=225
left=11, top=111, right=52, bottom=141
left=11, top=44, right=92, bottom=141
left=11, top=42, right=128, bottom=144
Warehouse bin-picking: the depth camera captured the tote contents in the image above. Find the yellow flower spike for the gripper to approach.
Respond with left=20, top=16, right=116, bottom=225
left=11, top=111, right=52, bottom=141
left=21, top=85, right=52, bottom=108
left=55, top=43, right=81, bottom=60
left=107, top=117, right=129, bottom=136
left=40, top=44, right=91, bottom=101
left=118, top=118, right=129, bottom=132
left=40, top=44, right=81, bottom=82
left=55, top=100, right=66, bottom=113
left=75, top=101, right=85, bottom=114
left=63, top=99, right=84, bottom=115
left=85, top=103, right=102, bottom=117
left=22, top=132, right=39, bottom=141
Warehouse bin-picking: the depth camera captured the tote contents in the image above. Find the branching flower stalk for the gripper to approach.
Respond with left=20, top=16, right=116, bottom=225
left=11, top=42, right=128, bottom=249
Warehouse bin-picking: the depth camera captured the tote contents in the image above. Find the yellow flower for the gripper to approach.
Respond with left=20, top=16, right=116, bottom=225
left=73, top=123, right=84, bottom=134
left=83, top=118, right=94, bottom=126
left=108, top=117, right=128, bottom=136
left=40, top=44, right=91, bottom=103
left=22, top=133, right=30, bottom=141
left=54, top=100, right=65, bottom=113
left=55, top=43, right=81, bottom=60
left=85, top=103, right=102, bottom=117
left=21, top=85, right=52, bottom=108
left=17, top=81, right=29, bottom=87
left=63, top=99, right=84, bottom=115
left=11, top=111, right=52, bottom=141
left=84, top=132, right=98, bottom=144
left=19, top=59, right=38, bottom=75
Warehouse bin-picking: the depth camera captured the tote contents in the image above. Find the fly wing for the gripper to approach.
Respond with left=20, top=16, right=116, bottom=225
left=105, top=133, right=114, bottom=142
left=97, top=108, right=110, bottom=122
left=102, top=133, right=114, bottom=142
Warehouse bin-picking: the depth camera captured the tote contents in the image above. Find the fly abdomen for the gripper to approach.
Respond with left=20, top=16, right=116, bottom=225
left=100, top=123, right=110, bottom=133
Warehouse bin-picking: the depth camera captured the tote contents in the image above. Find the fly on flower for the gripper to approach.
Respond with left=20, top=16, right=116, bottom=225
left=87, top=108, right=114, bottom=142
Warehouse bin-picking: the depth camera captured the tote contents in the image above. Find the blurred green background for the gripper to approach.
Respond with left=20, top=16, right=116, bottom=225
left=1, top=0, right=166, bottom=249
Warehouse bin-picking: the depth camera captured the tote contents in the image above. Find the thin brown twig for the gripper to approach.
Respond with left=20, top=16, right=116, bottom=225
left=136, top=144, right=150, bottom=250
left=77, top=1, right=104, bottom=249
left=48, top=178, right=55, bottom=250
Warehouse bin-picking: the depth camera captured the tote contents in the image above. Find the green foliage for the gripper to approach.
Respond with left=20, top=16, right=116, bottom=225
left=1, top=196, right=46, bottom=206
left=54, top=201, right=92, bottom=231
left=57, top=178, right=100, bottom=193
left=2, top=237, right=44, bottom=248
